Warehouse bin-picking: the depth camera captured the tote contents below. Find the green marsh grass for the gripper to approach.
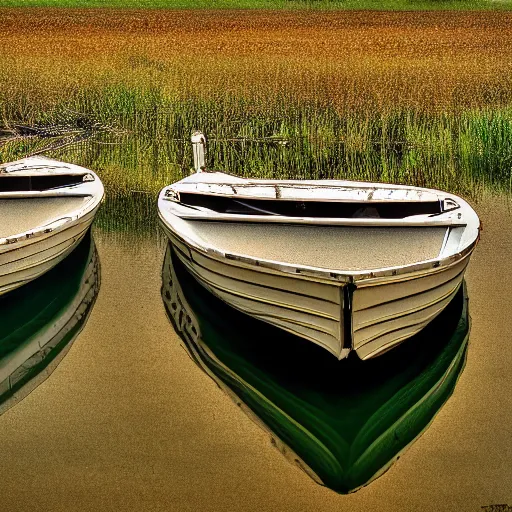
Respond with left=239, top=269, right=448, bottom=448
left=2, top=84, right=512, bottom=200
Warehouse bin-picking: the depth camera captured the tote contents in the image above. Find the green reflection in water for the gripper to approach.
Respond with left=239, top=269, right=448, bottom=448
left=95, top=192, right=159, bottom=236
left=162, top=242, right=470, bottom=494
left=0, top=231, right=100, bottom=415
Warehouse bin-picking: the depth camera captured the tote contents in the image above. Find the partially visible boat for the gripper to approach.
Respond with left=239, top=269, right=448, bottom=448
left=0, top=231, right=100, bottom=415
left=162, top=240, right=470, bottom=494
left=0, top=156, right=103, bottom=296
left=158, top=132, right=480, bottom=360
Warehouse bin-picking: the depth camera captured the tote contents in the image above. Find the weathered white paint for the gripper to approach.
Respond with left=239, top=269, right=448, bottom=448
left=157, top=137, right=480, bottom=360
left=0, top=156, right=104, bottom=295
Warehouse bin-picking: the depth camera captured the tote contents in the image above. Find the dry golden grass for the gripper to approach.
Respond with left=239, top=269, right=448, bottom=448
left=1, top=9, right=512, bottom=111
left=2, top=9, right=512, bottom=198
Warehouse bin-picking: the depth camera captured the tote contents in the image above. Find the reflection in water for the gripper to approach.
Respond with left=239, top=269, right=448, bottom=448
left=162, top=241, right=470, bottom=494
left=0, top=231, right=100, bottom=415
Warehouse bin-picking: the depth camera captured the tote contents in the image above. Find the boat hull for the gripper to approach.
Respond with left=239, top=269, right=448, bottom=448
left=160, top=222, right=471, bottom=360
left=0, top=207, right=99, bottom=296
left=352, top=257, right=468, bottom=359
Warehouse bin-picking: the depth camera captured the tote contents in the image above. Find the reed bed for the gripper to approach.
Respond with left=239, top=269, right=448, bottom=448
left=3, top=86, right=511, bottom=193
left=1, top=9, right=512, bottom=232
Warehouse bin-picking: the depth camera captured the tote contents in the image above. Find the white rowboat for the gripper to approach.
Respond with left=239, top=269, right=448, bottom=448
left=158, top=132, right=480, bottom=360
left=0, top=156, right=104, bottom=296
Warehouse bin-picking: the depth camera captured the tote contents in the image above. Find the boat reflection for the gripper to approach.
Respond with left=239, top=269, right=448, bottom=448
left=162, top=241, right=470, bottom=494
left=0, top=231, right=100, bottom=415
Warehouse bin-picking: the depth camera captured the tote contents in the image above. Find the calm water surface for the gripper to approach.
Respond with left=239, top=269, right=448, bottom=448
left=0, top=194, right=511, bottom=511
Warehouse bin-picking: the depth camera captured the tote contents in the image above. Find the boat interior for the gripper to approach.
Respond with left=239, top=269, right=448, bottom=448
left=187, top=221, right=449, bottom=271
left=0, top=197, right=89, bottom=238
left=0, top=174, right=87, bottom=192
left=176, top=193, right=443, bottom=219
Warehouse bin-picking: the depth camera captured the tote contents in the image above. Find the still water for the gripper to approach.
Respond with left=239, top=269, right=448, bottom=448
left=0, top=194, right=511, bottom=511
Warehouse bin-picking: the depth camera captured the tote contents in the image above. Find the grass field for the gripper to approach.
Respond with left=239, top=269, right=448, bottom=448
left=1, top=0, right=511, bottom=10
left=1, top=8, right=512, bottom=215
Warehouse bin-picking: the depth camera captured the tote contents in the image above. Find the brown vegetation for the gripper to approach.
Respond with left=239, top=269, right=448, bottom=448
left=1, top=9, right=512, bottom=111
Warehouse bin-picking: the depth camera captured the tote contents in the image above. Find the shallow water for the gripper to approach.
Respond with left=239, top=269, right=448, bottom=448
left=0, top=194, right=511, bottom=511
